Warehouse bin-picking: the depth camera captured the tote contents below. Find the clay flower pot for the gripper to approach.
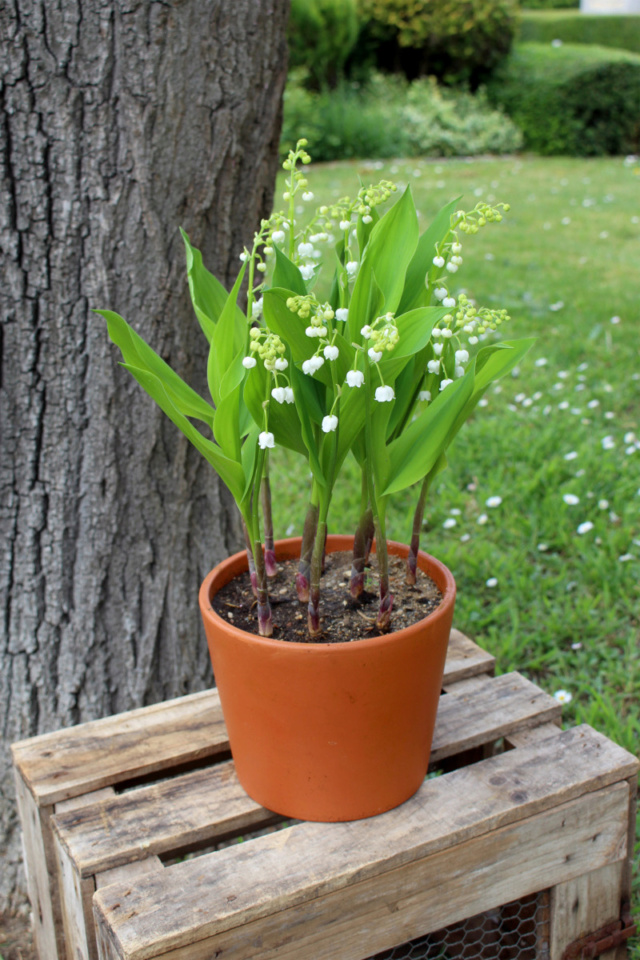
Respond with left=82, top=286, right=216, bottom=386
left=199, top=535, right=456, bottom=822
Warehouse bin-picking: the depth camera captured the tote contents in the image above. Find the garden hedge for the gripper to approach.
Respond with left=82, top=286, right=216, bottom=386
left=488, top=42, right=640, bottom=156
left=519, top=11, right=640, bottom=54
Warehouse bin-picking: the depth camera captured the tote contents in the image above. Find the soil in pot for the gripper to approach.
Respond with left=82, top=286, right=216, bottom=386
left=211, top=549, right=443, bottom=642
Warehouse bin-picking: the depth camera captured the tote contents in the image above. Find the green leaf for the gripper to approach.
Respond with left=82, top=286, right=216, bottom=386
left=450, top=338, right=535, bottom=436
left=384, top=370, right=475, bottom=496
left=359, top=185, right=420, bottom=314
left=263, top=289, right=335, bottom=391
left=99, top=309, right=215, bottom=426
left=290, top=363, right=327, bottom=487
left=347, top=261, right=384, bottom=344
left=273, top=245, right=307, bottom=295
left=208, top=262, right=247, bottom=406
left=122, top=364, right=245, bottom=502
left=397, top=197, right=461, bottom=315
left=213, top=384, right=242, bottom=463
left=356, top=207, right=379, bottom=256
left=180, top=228, right=244, bottom=343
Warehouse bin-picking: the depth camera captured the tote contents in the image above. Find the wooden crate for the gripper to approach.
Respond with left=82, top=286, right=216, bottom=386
left=12, top=631, right=638, bottom=960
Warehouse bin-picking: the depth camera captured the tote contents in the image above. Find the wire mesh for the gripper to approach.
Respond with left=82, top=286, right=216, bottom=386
left=366, top=891, right=549, bottom=960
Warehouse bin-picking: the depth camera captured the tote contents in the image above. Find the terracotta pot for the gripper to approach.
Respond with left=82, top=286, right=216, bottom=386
left=198, top=535, right=456, bottom=822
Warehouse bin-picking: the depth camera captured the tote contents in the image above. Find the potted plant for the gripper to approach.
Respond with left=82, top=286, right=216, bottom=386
left=99, top=140, right=532, bottom=822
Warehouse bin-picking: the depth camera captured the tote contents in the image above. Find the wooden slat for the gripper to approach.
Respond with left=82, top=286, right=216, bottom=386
left=96, top=858, right=165, bottom=890
left=13, top=769, right=62, bottom=960
left=430, top=671, right=561, bottom=762
left=94, top=781, right=630, bottom=960
left=56, top=838, right=97, bottom=960
left=53, top=760, right=278, bottom=877
left=55, top=671, right=557, bottom=879
left=10, top=689, right=227, bottom=806
left=549, top=862, right=627, bottom=960
left=92, top=725, right=638, bottom=960
left=12, top=631, right=488, bottom=808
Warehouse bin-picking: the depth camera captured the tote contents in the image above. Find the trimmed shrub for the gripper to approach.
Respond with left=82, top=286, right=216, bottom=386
left=288, top=0, right=360, bottom=89
left=518, top=11, right=640, bottom=54
left=355, top=0, right=519, bottom=88
left=522, top=0, right=578, bottom=10
left=488, top=42, right=640, bottom=155
left=281, top=71, right=523, bottom=161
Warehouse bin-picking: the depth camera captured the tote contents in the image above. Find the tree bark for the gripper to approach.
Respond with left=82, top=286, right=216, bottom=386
left=0, top=0, right=289, bottom=910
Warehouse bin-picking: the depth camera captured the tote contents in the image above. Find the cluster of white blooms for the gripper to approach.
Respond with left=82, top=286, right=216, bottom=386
left=271, top=386, right=294, bottom=405
left=286, top=295, right=334, bottom=340
left=247, top=328, right=286, bottom=372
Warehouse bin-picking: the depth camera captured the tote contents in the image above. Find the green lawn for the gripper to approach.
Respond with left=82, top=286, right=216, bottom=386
left=268, top=154, right=640, bottom=932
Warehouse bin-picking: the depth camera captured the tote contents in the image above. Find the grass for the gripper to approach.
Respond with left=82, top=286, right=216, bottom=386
left=267, top=154, right=640, bottom=941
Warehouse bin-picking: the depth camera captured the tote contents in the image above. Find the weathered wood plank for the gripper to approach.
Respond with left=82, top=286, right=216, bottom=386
left=549, top=862, right=626, bottom=960
left=10, top=690, right=226, bottom=806
left=53, top=761, right=279, bottom=877
left=94, top=782, right=629, bottom=960
left=12, top=631, right=486, bottom=809
left=96, top=858, right=165, bottom=890
left=54, top=671, right=557, bottom=879
left=55, top=788, right=116, bottom=815
left=430, top=671, right=561, bottom=762
left=13, top=768, right=62, bottom=960
left=92, top=725, right=638, bottom=960
left=56, top=838, right=97, bottom=960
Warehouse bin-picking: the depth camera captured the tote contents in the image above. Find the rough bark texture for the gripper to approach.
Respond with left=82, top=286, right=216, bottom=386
left=0, top=0, right=289, bottom=909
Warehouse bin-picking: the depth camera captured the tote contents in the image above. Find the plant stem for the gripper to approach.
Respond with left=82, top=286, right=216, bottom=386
left=296, top=485, right=319, bottom=602
left=362, top=354, right=393, bottom=631
left=261, top=454, right=277, bottom=578
left=350, top=471, right=370, bottom=598
left=252, top=531, right=273, bottom=637
left=241, top=515, right=258, bottom=597
left=407, top=473, right=431, bottom=586
left=307, top=512, right=328, bottom=638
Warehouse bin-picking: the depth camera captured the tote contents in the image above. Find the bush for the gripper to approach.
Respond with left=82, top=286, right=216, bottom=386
left=281, top=71, right=523, bottom=161
left=488, top=43, right=640, bottom=156
left=355, top=0, right=519, bottom=88
left=519, top=11, right=640, bottom=54
left=521, top=0, right=578, bottom=10
left=288, top=0, right=360, bottom=89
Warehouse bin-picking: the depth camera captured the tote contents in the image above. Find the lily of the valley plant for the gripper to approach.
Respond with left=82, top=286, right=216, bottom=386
left=101, top=140, right=533, bottom=639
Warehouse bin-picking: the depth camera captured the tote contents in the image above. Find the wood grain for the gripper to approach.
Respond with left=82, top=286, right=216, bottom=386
left=54, top=671, right=557, bottom=879
left=92, top=725, right=638, bottom=960
left=94, top=781, right=630, bottom=960
left=549, top=862, right=626, bottom=960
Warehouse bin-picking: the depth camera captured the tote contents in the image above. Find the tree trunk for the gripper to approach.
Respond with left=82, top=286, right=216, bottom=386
left=0, top=0, right=289, bottom=910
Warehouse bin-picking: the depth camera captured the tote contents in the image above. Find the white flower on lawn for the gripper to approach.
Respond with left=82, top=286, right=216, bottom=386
left=271, top=387, right=287, bottom=404
left=242, top=356, right=257, bottom=369
left=427, top=359, right=440, bottom=374
left=619, top=553, right=634, bottom=562
left=433, top=255, right=445, bottom=267
left=346, top=261, right=358, bottom=278
left=577, top=521, right=594, bottom=535
left=486, top=496, right=502, bottom=508
left=443, top=297, right=456, bottom=308
left=564, top=451, right=578, bottom=461
left=419, top=390, right=431, bottom=402
left=346, top=370, right=365, bottom=388
left=368, top=348, right=383, bottom=363
left=258, top=431, right=275, bottom=449
left=554, top=690, right=572, bottom=704
left=302, top=356, right=325, bottom=375
left=440, top=378, right=453, bottom=391
left=336, top=308, right=349, bottom=322
left=563, top=494, right=580, bottom=505
left=299, top=263, right=315, bottom=280
left=602, top=436, right=615, bottom=450
left=324, top=344, right=339, bottom=361
left=433, top=342, right=443, bottom=357
left=375, top=385, right=395, bottom=403
left=486, top=577, right=498, bottom=588
left=455, top=349, right=469, bottom=364
left=477, top=514, right=488, bottom=525
left=443, top=518, right=457, bottom=529
left=274, top=357, right=288, bottom=371
left=271, top=230, right=285, bottom=244
left=322, top=415, right=338, bottom=433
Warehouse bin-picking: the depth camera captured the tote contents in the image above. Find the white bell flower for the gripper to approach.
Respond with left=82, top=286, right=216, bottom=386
left=346, top=370, right=365, bottom=388
left=258, top=431, right=275, bottom=449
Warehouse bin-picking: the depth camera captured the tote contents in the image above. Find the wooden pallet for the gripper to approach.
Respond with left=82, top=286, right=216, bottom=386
left=11, top=630, right=638, bottom=960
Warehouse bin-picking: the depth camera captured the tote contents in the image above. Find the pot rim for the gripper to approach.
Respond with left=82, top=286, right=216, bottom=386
left=199, top=535, right=456, bottom=652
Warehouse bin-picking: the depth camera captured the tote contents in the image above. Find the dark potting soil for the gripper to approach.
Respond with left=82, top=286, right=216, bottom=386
left=211, top=550, right=443, bottom=643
